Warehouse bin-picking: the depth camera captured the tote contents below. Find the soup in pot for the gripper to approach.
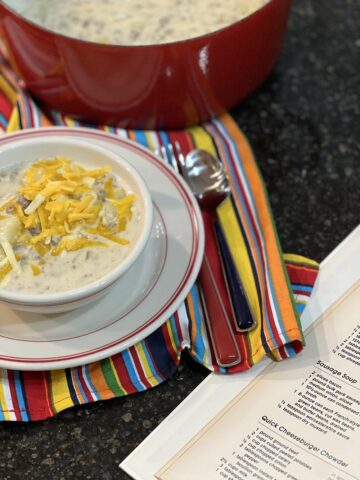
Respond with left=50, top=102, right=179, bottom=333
left=5, top=0, right=271, bottom=45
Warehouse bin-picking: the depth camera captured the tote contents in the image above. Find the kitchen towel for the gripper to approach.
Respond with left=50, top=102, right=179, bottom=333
left=0, top=55, right=319, bottom=421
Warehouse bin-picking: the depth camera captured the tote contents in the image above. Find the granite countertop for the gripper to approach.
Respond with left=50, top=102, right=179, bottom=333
left=0, top=0, right=359, bottom=479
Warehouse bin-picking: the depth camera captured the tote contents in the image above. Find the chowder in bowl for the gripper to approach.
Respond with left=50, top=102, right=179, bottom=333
left=0, top=135, right=153, bottom=313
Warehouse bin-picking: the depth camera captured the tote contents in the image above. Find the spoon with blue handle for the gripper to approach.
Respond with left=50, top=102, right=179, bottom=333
left=174, top=144, right=256, bottom=332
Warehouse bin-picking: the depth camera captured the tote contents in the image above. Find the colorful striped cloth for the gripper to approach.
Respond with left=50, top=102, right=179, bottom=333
left=0, top=53, right=319, bottom=421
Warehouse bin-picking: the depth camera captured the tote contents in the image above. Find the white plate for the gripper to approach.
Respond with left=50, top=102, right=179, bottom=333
left=0, top=128, right=204, bottom=370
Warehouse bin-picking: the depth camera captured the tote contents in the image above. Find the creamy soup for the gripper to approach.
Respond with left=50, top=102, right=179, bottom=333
left=0, top=157, right=142, bottom=294
left=6, top=0, right=270, bottom=45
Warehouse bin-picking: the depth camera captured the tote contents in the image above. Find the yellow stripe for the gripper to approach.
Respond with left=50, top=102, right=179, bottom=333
left=64, top=117, right=76, bottom=128
left=6, top=106, right=20, bottom=133
left=294, top=299, right=308, bottom=305
left=283, top=253, right=319, bottom=267
left=0, top=377, right=11, bottom=420
left=134, top=344, right=158, bottom=387
left=0, top=75, right=18, bottom=104
left=50, top=370, right=74, bottom=413
left=188, top=125, right=216, bottom=154
left=271, top=349, right=282, bottom=361
left=251, top=344, right=267, bottom=364
left=144, top=131, right=155, bottom=151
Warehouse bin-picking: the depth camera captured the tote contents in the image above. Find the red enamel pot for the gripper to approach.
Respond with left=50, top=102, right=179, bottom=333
left=0, top=0, right=291, bottom=130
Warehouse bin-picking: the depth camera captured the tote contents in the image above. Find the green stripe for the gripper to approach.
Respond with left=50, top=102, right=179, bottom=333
left=100, top=358, right=125, bottom=397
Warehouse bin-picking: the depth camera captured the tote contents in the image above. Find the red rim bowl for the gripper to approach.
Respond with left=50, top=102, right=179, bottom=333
left=0, top=0, right=291, bottom=130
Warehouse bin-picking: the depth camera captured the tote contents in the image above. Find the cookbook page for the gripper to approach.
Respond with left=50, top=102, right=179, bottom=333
left=157, top=281, right=360, bottom=480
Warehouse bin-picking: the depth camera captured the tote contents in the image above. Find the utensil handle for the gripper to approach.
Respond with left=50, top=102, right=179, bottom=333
left=199, top=210, right=241, bottom=367
left=214, top=221, right=256, bottom=332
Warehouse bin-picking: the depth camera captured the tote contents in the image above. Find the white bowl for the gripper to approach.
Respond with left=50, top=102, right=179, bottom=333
left=0, top=135, right=153, bottom=313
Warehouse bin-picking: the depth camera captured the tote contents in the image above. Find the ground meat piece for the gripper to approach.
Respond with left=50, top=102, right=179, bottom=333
left=17, top=195, right=31, bottom=209
left=29, top=226, right=41, bottom=236
left=6, top=205, right=15, bottom=214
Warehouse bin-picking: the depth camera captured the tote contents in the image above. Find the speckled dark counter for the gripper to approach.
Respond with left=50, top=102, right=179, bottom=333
left=0, top=1, right=359, bottom=479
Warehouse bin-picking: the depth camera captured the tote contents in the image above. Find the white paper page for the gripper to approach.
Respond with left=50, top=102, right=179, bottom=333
left=121, top=225, right=360, bottom=480
left=157, top=282, right=360, bottom=479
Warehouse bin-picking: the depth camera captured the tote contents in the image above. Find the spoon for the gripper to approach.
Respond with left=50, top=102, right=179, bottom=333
left=174, top=145, right=256, bottom=333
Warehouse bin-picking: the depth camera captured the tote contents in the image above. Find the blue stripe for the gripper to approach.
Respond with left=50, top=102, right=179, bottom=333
left=73, top=368, right=89, bottom=402
left=158, top=132, right=176, bottom=168
left=0, top=112, right=8, bottom=128
left=133, top=130, right=149, bottom=148
left=83, top=365, right=100, bottom=401
left=13, top=371, right=29, bottom=421
left=292, top=284, right=313, bottom=293
left=284, top=343, right=296, bottom=357
left=295, top=303, right=306, bottom=315
left=121, top=349, right=147, bottom=391
left=145, top=324, right=179, bottom=379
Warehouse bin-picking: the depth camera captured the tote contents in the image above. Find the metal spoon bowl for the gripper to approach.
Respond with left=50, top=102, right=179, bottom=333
left=178, top=149, right=231, bottom=209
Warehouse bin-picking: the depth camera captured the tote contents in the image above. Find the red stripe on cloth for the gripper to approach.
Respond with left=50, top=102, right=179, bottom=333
left=286, top=264, right=318, bottom=286
left=293, top=289, right=312, bottom=297
left=0, top=92, right=13, bottom=121
left=7, top=370, right=22, bottom=421
left=76, top=368, right=94, bottom=402
left=22, top=372, right=53, bottom=421
left=111, top=354, right=138, bottom=394
left=293, top=341, right=303, bottom=354
left=277, top=345, right=288, bottom=361
left=167, top=130, right=193, bottom=161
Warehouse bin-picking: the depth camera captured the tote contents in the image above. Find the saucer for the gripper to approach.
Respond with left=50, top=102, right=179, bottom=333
left=0, top=128, right=204, bottom=370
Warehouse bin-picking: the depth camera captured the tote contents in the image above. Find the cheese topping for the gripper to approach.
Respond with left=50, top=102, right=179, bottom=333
left=0, top=157, right=141, bottom=293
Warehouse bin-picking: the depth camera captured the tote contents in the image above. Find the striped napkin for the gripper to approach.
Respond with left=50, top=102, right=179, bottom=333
left=0, top=54, right=319, bottom=421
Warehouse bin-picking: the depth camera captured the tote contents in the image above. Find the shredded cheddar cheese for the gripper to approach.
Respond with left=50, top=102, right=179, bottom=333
left=0, top=156, right=135, bottom=281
